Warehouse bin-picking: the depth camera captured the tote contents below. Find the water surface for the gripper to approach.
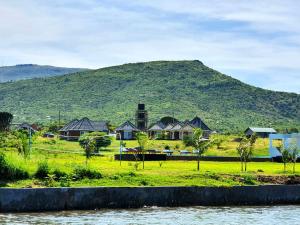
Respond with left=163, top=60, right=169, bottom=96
left=1, top=205, right=300, bottom=225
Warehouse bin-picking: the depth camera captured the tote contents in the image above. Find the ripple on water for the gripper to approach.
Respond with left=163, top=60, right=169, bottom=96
left=1, top=205, right=300, bottom=225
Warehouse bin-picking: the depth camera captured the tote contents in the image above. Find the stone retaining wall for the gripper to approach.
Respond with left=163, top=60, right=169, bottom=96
left=1, top=185, right=300, bottom=212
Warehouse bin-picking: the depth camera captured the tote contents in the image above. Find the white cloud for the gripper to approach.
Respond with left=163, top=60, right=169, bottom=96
left=0, top=0, right=299, bottom=93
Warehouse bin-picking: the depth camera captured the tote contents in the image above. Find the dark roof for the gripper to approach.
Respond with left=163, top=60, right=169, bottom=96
left=189, top=116, right=211, bottom=131
left=116, top=121, right=140, bottom=131
left=59, top=119, right=79, bottom=132
left=90, top=121, right=109, bottom=131
left=18, top=122, right=37, bottom=132
left=60, top=118, right=108, bottom=132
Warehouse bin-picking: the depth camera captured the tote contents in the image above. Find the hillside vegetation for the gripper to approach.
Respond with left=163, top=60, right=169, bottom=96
left=0, top=64, right=87, bottom=82
left=0, top=60, right=299, bottom=132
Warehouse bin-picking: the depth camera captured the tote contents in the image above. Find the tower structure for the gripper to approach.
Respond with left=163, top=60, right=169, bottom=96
left=135, top=103, right=148, bottom=131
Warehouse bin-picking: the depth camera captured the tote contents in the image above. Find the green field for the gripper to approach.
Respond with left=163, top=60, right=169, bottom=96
left=0, top=136, right=297, bottom=188
left=32, top=135, right=272, bottom=157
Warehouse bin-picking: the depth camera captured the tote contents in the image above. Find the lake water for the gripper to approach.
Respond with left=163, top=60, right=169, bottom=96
left=1, top=205, right=300, bottom=225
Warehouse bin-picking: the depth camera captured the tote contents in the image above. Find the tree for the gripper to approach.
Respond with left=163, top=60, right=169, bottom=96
left=0, top=112, right=13, bottom=132
left=107, top=122, right=116, bottom=133
left=80, top=132, right=112, bottom=153
left=136, top=132, right=149, bottom=169
left=47, top=122, right=61, bottom=134
left=79, top=135, right=97, bottom=166
left=289, top=128, right=299, bottom=133
left=160, top=116, right=178, bottom=126
left=211, top=134, right=226, bottom=149
left=236, top=134, right=257, bottom=172
left=184, top=128, right=210, bottom=171
left=279, top=144, right=290, bottom=173
left=288, top=138, right=299, bottom=173
left=14, top=131, right=31, bottom=159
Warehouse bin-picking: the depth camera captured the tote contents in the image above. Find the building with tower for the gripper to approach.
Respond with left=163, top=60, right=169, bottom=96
left=135, top=103, right=148, bottom=131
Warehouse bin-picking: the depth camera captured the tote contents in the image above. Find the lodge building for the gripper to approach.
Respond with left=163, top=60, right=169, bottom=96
left=59, top=117, right=109, bottom=140
left=116, top=104, right=212, bottom=140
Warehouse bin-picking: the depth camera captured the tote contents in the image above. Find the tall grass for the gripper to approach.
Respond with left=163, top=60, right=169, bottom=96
left=0, top=153, right=29, bottom=180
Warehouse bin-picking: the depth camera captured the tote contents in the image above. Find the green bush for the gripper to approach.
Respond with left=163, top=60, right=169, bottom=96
left=59, top=176, right=71, bottom=187
left=35, top=161, right=50, bottom=179
left=241, top=174, right=256, bottom=185
left=53, top=169, right=68, bottom=180
left=0, top=153, right=29, bottom=180
left=72, top=166, right=102, bottom=180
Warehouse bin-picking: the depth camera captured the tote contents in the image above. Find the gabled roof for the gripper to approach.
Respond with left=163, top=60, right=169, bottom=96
left=181, top=123, right=195, bottom=131
left=59, top=119, right=79, bottom=132
left=164, top=123, right=175, bottom=131
left=170, top=122, right=183, bottom=131
left=116, top=121, right=140, bottom=131
left=246, top=127, right=276, bottom=133
left=60, top=118, right=108, bottom=132
left=68, top=117, right=94, bottom=131
left=190, top=116, right=211, bottom=131
left=148, top=121, right=165, bottom=131
left=91, top=121, right=108, bottom=131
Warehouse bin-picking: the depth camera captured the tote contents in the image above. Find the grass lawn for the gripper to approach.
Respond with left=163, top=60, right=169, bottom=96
left=1, top=147, right=298, bottom=188
left=32, top=135, right=272, bottom=157
left=0, top=135, right=292, bottom=188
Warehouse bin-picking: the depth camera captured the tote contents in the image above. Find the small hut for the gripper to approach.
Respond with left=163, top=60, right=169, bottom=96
left=115, top=121, right=140, bottom=140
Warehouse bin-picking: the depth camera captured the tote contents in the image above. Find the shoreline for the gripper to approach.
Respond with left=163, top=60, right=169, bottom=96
left=1, top=185, right=300, bottom=212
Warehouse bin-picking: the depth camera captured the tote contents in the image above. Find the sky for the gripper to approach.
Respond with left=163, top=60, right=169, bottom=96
left=0, top=0, right=299, bottom=93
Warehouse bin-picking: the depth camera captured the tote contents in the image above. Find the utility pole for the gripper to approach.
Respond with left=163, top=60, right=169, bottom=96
left=58, top=110, right=61, bottom=128
left=119, top=140, right=123, bottom=166
left=28, top=127, right=32, bottom=156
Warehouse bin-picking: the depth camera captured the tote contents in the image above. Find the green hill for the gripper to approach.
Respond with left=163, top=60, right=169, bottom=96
left=0, top=60, right=299, bottom=132
left=0, top=64, right=87, bottom=82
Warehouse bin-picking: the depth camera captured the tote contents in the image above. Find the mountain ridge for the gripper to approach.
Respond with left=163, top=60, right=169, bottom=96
left=0, top=64, right=88, bottom=82
left=0, top=60, right=299, bottom=132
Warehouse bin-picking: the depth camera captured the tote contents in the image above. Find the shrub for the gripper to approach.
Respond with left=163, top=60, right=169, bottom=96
left=44, top=174, right=57, bottom=187
left=140, top=180, right=148, bottom=186
left=35, top=161, right=50, bottom=179
left=59, top=176, right=71, bottom=187
left=43, top=139, right=57, bottom=145
left=0, top=153, right=29, bottom=180
left=72, top=166, right=102, bottom=180
left=128, top=171, right=136, bottom=177
left=133, top=162, right=140, bottom=171
left=241, top=174, right=256, bottom=185
left=53, top=169, right=67, bottom=180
